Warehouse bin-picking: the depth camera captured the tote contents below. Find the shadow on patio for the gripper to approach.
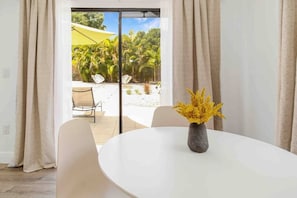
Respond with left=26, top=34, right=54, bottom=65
left=73, top=111, right=148, bottom=145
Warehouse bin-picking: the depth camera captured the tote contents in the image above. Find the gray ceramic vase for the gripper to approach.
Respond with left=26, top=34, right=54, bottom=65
left=188, top=123, right=209, bottom=153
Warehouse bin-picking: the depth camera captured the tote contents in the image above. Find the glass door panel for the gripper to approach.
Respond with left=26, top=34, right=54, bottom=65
left=121, top=10, right=161, bottom=132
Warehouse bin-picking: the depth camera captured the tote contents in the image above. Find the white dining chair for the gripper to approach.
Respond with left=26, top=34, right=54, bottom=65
left=151, top=106, right=189, bottom=127
left=56, top=119, right=134, bottom=198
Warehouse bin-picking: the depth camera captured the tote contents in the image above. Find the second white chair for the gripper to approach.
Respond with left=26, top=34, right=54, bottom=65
left=151, top=106, right=189, bottom=127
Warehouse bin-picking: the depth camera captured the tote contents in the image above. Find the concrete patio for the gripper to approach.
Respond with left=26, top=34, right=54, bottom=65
left=72, top=81, right=160, bottom=145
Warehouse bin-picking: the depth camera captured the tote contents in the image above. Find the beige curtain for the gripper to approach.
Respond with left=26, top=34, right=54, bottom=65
left=172, top=0, right=222, bottom=130
left=12, top=0, right=56, bottom=172
left=277, top=0, right=297, bottom=154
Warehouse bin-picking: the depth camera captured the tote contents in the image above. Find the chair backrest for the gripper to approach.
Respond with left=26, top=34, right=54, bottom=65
left=91, top=74, right=105, bottom=84
left=57, top=119, right=133, bottom=198
left=72, top=87, right=95, bottom=107
left=151, top=106, right=189, bottom=127
left=122, top=74, right=132, bottom=84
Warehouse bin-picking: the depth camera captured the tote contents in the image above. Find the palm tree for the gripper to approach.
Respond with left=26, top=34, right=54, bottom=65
left=142, top=47, right=160, bottom=82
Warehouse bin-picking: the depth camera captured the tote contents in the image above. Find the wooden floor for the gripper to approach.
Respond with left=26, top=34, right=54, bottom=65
left=0, top=164, right=56, bottom=198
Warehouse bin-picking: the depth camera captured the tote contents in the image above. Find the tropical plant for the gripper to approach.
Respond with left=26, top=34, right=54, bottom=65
left=72, top=12, right=106, bottom=29
left=71, top=12, right=161, bottom=83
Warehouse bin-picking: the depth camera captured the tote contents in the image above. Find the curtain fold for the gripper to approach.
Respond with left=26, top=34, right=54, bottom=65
left=277, top=0, right=297, bottom=154
left=172, top=0, right=222, bottom=130
left=12, top=0, right=56, bottom=172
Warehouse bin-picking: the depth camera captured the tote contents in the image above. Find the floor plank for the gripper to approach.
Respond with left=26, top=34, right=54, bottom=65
left=0, top=165, right=56, bottom=198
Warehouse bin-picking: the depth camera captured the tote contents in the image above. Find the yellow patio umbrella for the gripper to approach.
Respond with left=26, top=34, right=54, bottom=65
left=71, top=23, right=115, bottom=45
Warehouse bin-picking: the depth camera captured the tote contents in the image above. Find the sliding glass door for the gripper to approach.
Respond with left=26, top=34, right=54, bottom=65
left=71, top=9, right=160, bottom=144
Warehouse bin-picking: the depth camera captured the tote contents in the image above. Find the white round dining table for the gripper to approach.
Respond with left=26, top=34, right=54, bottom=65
left=98, top=127, right=297, bottom=198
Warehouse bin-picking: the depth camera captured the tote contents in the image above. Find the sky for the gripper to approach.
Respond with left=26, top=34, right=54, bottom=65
left=102, top=12, right=160, bottom=35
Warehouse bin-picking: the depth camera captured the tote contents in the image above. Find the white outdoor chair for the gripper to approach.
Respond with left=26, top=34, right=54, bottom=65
left=91, top=74, right=105, bottom=84
left=56, top=119, right=134, bottom=198
left=151, top=106, right=189, bottom=127
left=122, top=74, right=132, bottom=84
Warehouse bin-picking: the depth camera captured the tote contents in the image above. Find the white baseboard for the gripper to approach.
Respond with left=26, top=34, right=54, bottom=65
left=0, top=152, right=13, bottom=163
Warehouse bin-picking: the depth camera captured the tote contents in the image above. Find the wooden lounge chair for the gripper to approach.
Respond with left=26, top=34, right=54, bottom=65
left=72, top=87, right=102, bottom=123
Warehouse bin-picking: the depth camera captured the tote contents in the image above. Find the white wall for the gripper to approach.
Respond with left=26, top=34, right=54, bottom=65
left=221, top=0, right=279, bottom=144
left=160, top=0, right=173, bottom=105
left=0, top=0, right=19, bottom=162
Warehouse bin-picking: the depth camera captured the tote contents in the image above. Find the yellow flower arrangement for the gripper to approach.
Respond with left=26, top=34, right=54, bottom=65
left=174, top=88, right=225, bottom=124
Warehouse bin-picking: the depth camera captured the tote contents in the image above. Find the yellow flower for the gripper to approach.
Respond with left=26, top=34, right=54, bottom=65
left=174, top=88, right=225, bottom=124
